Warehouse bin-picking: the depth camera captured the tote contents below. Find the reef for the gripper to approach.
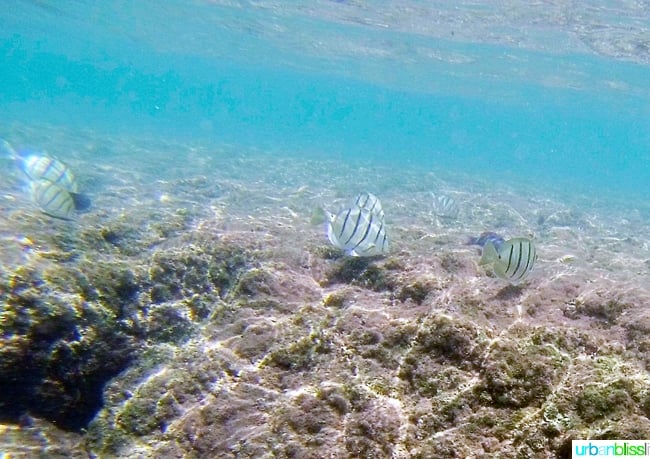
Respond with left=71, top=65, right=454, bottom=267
left=2, top=227, right=650, bottom=457
left=6, top=226, right=644, bottom=458
left=1, top=134, right=650, bottom=458
left=0, top=219, right=251, bottom=434
left=74, top=235, right=650, bottom=458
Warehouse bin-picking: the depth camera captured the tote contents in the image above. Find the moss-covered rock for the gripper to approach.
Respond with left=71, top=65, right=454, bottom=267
left=410, top=315, right=488, bottom=369
left=0, top=265, right=137, bottom=431
left=321, top=257, right=396, bottom=291
left=264, top=329, right=333, bottom=371
left=477, top=328, right=569, bottom=408
left=397, top=280, right=431, bottom=304
left=571, top=297, right=630, bottom=324
left=148, top=241, right=249, bottom=301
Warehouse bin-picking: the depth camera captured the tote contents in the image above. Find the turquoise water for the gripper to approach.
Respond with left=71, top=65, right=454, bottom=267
left=4, top=3, right=650, bottom=453
left=2, top=1, right=650, bottom=196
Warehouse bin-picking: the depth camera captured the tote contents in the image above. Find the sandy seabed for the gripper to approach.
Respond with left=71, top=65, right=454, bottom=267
left=1, top=123, right=650, bottom=458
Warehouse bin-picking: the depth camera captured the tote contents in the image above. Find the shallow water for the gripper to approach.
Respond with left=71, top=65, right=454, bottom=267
left=3, top=1, right=650, bottom=194
left=2, top=2, right=650, bottom=457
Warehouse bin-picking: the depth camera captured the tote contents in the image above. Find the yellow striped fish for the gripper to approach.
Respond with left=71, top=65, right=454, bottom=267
left=2, top=139, right=79, bottom=193
left=21, top=154, right=79, bottom=193
left=479, top=237, right=537, bottom=285
left=1, top=140, right=92, bottom=217
left=30, top=179, right=76, bottom=220
left=327, top=206, right=389, bottom=257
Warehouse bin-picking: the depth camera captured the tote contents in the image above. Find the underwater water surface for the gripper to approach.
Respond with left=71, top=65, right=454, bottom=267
left=1, top=1, right=650, bottom=196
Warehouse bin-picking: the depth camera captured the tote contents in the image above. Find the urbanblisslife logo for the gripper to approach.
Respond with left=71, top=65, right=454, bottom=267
left=573, top=440, right=650, bottom=457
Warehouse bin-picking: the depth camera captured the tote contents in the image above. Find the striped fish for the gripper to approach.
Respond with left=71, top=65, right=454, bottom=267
left=1, top=140, right=79, bottom=193
left=352, top=192, right=384, bottom=220
left=3, top=140, right=92, bottom=216
left=431, top=193, right=459, bottom=219
left=21, top=154, right=79, bottom=193
left=30, top=179, right=76, bottom=220
left=479, top=237, right=537, bottom=285
left=327, top=206, right=389, bottom=257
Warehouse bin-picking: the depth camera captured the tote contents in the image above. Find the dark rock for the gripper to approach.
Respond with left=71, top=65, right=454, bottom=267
left=478, top=335, right=562, bottom=408
left=265, top=330, right=332, bottom=371
left=397, top=280, right=431, bottom=304
left=0, top=271, right=136, bottom=431
left=576, top=378, right=636, bottom=422
left=322, top=257, right=395, bottom=291
left=146, top=304, right=193, bottom=343
left=573, top=298, right=629, bottom=324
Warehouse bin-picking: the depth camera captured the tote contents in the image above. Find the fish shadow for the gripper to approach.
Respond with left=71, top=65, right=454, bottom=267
left=492, top=284, right=524, bottom=301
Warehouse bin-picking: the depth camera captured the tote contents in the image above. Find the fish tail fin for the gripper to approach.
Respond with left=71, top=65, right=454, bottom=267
left=314, top=207, right=339, bottom=246
left=70, top=192, right=92, bottom=211
left=326, top=220, right=339, bottom=247
left=479, top=241, right=498, bottom=266
left=0, top=138, right=18, bottom=160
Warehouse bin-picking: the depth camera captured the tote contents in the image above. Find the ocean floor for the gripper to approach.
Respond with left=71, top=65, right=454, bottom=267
left=1, top=123, right=650, bottom=458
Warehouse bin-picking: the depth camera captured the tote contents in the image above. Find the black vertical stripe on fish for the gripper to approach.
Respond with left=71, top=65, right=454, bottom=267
left=515, top=241, right=533, bottom=281
left=509, top=241, right=524, bottom=278
left=372, top=218, right=385, bottom=245
left=375, top=219, right=387, bottom=253
left=521, top=242, right=531, bottom=279
left=504, top=244, right=514, bottom=275
left=510, top=241, right=524, bottom=279
left=487, top=237, right=536, bottom=284
left=356, top=193, right=369, bottom=208
left=339, top=208, right=353, bottom=240
left=344, top=208, right=363, bottom=245
left=368, top=200, right=377, bottom=214
left=44, top=184, right=64, bottom=210
left=31, top=180, right=74, bottom=219
left=351, top=212, right=374, bottom=252
left=354, top=192, right=383, bottom=219
left=52, top=189, right=71, bottom=213
left=504, top=239, right=535, bottom=282
left=50, top=163, right=66, bottom=186
left=527, top=243, right=536, bottom=276
left=42, top=157, right=56, bottom=180
left=37, top=182, right=58, bottom=210
left=43, top=158, right=67, bottom=186
left=507, top=241, right=520, bottom=279
left=367, top=197, right=379, bottom=215
left=52, top=164, right=69, bottom=186
left=355, top=192, right=371, bottom=210
left=377, top=226, right=388, bottom=253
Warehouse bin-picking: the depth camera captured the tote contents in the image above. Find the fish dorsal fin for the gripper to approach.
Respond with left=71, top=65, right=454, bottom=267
left=479, top=241, right=498, bottom=266
left=70, top=192, right=92, bottom=211
left=326, top=215, right=342, bottom=247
